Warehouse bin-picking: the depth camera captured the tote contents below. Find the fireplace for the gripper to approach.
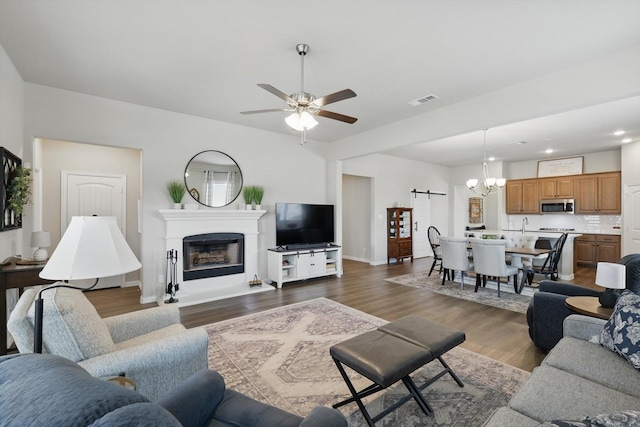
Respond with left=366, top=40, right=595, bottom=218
left=160, top=209, right=270, bottom=307
left=183, top=233, right=244, bottom=280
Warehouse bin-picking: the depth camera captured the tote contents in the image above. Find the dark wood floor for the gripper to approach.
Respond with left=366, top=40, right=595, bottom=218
left=85, top=258, right=597, bottom=373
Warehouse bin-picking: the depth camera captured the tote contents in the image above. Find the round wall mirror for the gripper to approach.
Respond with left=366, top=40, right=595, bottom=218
left=184, top=150, right=243, bottom=208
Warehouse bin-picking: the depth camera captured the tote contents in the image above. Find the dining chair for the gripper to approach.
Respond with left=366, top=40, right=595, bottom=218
left=522, top=233, right=568, bottom=285
left=427, top=226, right=443, bottom=276
left=439, top=236, right=477, bottom=290
left=469, top=238, right=518, bottom=297
left=503, top=234, right=538, bottom=267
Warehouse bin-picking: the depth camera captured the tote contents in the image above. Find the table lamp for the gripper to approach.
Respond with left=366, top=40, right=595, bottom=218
left=31, top=231, right=51, bottom=261
left=595, top=262, right=626, bottom=308
left=34, top=216, right=141, bottom=353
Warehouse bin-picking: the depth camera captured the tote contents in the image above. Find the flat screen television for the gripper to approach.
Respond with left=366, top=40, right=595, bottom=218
left=275, top=203, right=335, bottom=249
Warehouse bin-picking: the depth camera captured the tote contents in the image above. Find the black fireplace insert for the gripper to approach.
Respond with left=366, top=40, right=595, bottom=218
left=182, top=233, right=244, bottom=281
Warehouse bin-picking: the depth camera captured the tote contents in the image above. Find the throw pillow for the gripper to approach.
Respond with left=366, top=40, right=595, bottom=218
left=537, top=410, right=640, bottom=426
left=600, top=290, right=640, bottom=370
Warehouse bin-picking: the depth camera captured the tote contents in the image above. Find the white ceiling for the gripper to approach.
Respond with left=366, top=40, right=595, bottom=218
left=1, top=0, right=639, bottom=166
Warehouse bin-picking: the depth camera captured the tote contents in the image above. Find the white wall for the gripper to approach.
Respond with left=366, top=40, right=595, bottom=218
left=621, top=141, right=640, bottom=255
left=342, top=153, right=449, bottom=265
left=0, top=43, right=24, bottom=261
left=22, top=84, right=328, bottom=304
left=506, top=149, right=621, bottom=179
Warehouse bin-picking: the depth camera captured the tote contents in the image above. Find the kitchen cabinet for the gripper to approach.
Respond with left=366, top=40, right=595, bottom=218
left=574, top=234, right=621, bottom=269
left=506, top=179, right=539, bottom=214
left=387, top=207, right=413, bottom=263
left=575, top=172, right=621, bottom=214
left=539, top=176, right=574, bottom=199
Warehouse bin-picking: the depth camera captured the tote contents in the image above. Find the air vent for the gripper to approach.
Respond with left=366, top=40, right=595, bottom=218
left=408, top=94, right=439, bottom=106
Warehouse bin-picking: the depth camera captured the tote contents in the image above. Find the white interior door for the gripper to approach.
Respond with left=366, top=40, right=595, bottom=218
left=61, top=171, right=127, bottom=289
left=624, top=183, right=640, bottom=255
left=412, top=194, right=431, bottom=258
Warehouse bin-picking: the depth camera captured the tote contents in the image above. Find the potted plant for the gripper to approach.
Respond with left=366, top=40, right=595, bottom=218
left=253, top=186, right=264, bottom=210
left=167, top=180, right=186, bottom=209
left=7, top=165, right=32, bottom=217
left=242, top=186, right=254, bottom=210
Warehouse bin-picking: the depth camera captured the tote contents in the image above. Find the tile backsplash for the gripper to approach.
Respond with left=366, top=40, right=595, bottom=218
left=505, top=214, right=622, bottom=233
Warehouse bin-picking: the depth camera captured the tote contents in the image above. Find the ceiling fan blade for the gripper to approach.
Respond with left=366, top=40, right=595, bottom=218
left=316, top=109, right=358, bottom=124
left=257, top=84, right=296, bottom=105
left=240, top=108, right=289, bottom=115
left=312, top=89, right=356, bottom=107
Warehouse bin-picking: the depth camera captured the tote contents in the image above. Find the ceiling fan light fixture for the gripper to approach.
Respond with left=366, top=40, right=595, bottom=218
left=285, top=110, right=318, bottom=131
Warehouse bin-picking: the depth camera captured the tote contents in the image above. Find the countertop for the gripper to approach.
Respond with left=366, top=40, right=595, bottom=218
left=500, top=228, right=621, bottom=236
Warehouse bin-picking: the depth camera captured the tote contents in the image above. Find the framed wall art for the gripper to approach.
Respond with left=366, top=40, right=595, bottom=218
left=468, top=197, right=483, bottom=224
left=1, top=147, right=23, bottom=231
left=537, top=156, right=583, bottom=177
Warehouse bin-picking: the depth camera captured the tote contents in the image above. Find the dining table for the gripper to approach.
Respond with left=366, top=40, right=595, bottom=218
left=504, top=246, right=551, bottom=293
left=437, top=242, right=551, bottom=294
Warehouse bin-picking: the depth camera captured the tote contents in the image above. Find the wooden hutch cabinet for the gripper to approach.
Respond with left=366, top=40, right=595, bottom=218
left=387, top=207, right=413, bottom=264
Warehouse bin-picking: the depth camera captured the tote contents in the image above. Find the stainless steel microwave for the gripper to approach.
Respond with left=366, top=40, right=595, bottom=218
left=540, top=199, right=575, bottom=214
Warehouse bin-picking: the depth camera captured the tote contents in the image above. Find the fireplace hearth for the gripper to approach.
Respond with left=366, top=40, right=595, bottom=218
left=183, top=233, right=244, bottom=280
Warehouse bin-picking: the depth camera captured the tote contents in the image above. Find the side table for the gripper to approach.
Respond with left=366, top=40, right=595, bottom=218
left=1, top=257, right=54, bottom=355
left=565, top=296, right=613, bottom=320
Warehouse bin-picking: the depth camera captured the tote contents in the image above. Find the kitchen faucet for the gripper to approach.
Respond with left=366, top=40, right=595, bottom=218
left=521, top=217, right=529, bottom=234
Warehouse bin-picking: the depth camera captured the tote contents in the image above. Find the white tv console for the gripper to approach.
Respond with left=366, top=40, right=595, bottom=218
left=267, top=245, right=342, bottom=288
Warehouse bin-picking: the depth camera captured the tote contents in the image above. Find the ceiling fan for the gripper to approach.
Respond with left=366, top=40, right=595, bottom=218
left=241, top=43, right=357, bottom=144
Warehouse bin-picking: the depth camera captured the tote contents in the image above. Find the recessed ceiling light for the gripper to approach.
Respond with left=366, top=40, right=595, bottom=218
left=545, top=149, right=554, bottom=154
left=512, top=140, right=527, bottom=145
left=614, top=130, right=625, bottom=136
left=488, top=156, right=496, bottom=161
left=622, top=138, right=632, bottom=143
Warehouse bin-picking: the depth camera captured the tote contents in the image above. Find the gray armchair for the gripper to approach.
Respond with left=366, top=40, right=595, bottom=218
left=7, top=286, right=209, bottom=401
left=0, top=353, right=348, bottom=427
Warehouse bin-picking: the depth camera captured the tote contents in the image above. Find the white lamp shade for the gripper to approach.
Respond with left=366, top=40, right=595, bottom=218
left=39, top=216, right=141, bottom=280
left=595, top=262, right=626, bottom=290
left=466, top=179, right=479, bottom=188
left=31, top=231, right=51, bottom=248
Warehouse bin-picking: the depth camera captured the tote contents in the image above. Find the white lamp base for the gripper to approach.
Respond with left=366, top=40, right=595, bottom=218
left=33, top=248, right=48, bottom=261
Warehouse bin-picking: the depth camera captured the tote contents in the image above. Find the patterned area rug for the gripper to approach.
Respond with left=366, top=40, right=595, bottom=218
left=385, top=270, right=534, bottom=314
left=205, top=298, right=529, bottom=426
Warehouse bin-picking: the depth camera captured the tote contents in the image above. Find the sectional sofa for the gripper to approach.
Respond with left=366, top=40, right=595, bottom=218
left=483, top=310, right=640, bottom=425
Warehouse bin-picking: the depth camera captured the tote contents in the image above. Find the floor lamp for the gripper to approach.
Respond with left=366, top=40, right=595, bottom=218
left=35, top=216, right=141, bottom=353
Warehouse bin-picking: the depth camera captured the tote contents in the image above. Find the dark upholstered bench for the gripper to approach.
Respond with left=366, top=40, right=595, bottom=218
left=330, top=316, right=465, bottom=426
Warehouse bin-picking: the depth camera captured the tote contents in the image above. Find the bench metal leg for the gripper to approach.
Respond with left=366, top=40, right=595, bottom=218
left=332, top=358, right=434, bottom=426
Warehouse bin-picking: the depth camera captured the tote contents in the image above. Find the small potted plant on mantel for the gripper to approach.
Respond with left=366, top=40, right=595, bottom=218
left=242, top=186, right=254, bottom=210
left=167, top=180, right=186, bottom=209
left=253, top=186, right=264, bottom=210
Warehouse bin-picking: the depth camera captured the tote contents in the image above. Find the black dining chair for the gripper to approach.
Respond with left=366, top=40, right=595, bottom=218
left=427, top=226, right=444, bottom=277
left=521, top=232, right=568, bottom=286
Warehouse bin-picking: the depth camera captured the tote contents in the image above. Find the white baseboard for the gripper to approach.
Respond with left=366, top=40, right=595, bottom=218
left=342, top=255, right=371, bottom=264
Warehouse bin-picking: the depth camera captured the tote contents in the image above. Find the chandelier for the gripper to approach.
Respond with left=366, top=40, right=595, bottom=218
left=466, top=129, right=506, bottom=197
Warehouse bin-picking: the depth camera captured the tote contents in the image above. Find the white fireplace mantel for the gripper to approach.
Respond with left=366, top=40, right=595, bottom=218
left=159, top=209, right=272, bottom=306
